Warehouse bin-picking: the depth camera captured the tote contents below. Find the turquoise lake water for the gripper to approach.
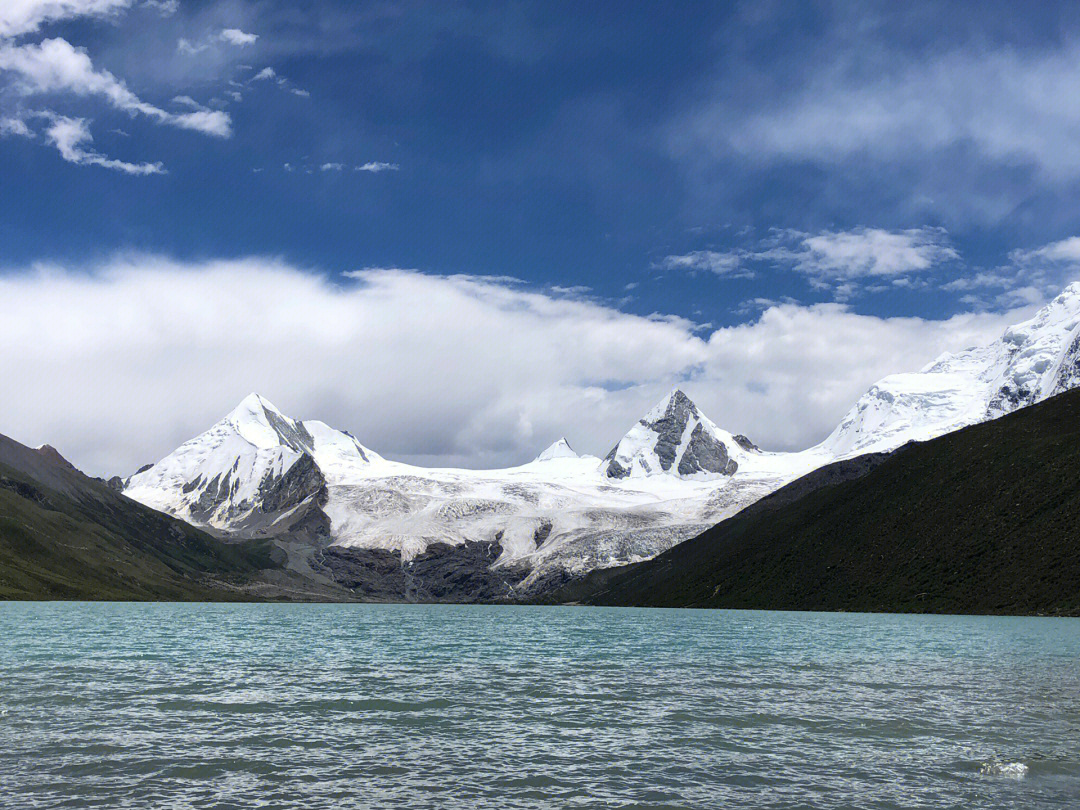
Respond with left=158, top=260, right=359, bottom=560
left=1, top=603, right=1078, bottom=809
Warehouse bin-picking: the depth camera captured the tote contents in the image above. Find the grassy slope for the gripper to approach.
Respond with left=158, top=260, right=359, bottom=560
left=0, top=453, right=277, bottom=601
left=549, top=388, right=1080, bottom=616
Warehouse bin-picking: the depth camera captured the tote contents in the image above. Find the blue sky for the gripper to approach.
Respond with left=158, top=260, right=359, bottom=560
left=3, top=0, right=1080, bottom=472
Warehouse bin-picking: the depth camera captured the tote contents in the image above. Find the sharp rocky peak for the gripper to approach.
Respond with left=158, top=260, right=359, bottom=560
left=34, top=444, right=77, bottom=470
left=602, top=388, right=738, bottom=479
left=642, top=388, right=699, bottom=425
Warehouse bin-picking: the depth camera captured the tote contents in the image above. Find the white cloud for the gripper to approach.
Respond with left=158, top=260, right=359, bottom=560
left=1014, top=236, right=1080, bottom=264
left=290, top=87, right=309, bottom=97
left=251, top=66, right=275, bottom=80
left=0, top=115, right=32, bottom=136
left=355, top=161, right=399, bottom=172
left=44, top=115, right=164, bottom=174
left=936, top=236, right=1080, bottom=308
left=678, top=43, right=1080, bottom=180
left=793, top=227, right=958, bottom=279
left=175, top=38, right=204, bottom=56
left=320, top=162, right=343, bottom=171
left=218, top=28, right=257, bottom=46
left=0, top=256, right=1033, bottom=475
left=142, top=0, right=177, bottom=15
left=0, top=0, right=132, bottom=38
left=172, top=94, right=204, bottom=110
left=0, top=37, right=232, bottom=136
left=663, top=227, right=958, bottom=298
left=179, top=28, right=258, bottom=55
left=660, top=250, right=751, bottom=278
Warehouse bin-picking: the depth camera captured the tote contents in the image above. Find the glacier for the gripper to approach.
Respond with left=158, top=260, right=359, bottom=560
left=123, top=282, right=1080, bottom=595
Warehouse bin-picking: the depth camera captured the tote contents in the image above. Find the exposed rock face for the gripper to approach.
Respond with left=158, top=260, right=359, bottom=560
left=649, top=390, right=698, bottom=472
left=0, top=475, right=52, bottom=508
left=603, top=455, right=631, bottom=479
left=257, top=452, right=326, bottom=514
left=316, top=540, right=529, bottom=602
left=678, top=423, right=738, bottom=476
left=733, top=434, right=759, bottom=452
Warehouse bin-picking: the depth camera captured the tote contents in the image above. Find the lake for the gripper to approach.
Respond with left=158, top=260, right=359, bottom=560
left=1, top=603, right=1078, bottom=808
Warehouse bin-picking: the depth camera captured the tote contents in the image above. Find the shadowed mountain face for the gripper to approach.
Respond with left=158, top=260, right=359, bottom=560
left=546, top=388, right=1080, bottom=616
left=0, top=433, right=287, bottom=600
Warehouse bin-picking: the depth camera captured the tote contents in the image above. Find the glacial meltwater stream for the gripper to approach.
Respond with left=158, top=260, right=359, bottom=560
left=1, top=603, right=1078, bottom=808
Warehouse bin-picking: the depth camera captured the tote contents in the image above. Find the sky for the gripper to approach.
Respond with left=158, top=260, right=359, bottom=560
left=3, top=0, right=1080, bottom=474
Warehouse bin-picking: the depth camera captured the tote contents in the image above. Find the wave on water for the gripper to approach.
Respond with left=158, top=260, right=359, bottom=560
left=980, top=759, right=1029, bottom=778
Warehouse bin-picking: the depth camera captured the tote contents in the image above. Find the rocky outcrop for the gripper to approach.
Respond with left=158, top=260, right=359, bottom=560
left=257, top=452, right=326, bottom=514
left=315, top=540, right=529, bottom=603
left=678, top=423, right=737, bottom=476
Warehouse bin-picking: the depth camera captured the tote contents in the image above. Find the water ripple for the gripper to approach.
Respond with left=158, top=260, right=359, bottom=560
left=1, top=603, right=1079, bottom=809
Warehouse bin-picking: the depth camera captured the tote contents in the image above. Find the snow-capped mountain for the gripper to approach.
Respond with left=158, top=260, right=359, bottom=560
left=125, top=393, right=379, bottom=541
left=122, top=283, right=1080, bottom=598
left=600, top=389, right=752, bottom=479
left=821, top=282, right=1080, bottom=457
left=125, top=389, right=784, bottom=590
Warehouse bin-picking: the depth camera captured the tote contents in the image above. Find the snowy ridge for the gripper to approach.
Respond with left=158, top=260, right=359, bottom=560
left=821, top=282, right=1080, bottom=457
left=123, top=283, right=1080, bottom=586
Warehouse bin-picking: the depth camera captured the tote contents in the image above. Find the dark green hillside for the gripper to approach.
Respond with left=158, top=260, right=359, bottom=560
left=548, top=388, right=1080, bottom=616
left=0, top=434, right=277, bottom=600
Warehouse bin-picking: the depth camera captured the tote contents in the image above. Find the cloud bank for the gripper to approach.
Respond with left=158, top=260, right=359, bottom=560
left=0, top=256, right=1033, bottom=476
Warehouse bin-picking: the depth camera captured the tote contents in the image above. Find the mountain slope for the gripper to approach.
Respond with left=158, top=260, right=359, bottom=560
left=0, top=433, right=281, bottom=600
left=821, top=282, right=1080, bottom=457
left=548, top=387, right=1080, bottom=616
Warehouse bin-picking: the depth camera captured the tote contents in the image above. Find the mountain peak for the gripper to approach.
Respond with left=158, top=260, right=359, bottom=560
left=222, top=393, right=309, bottom=451
left=643, top=388, right=698, bottom=424
left=34, top=443, right=76, bottom=470
left=535, top=437, right=578, bottom=462
left=601, top=388, right=738, bottom=479
left=228, top=392, right=282, bottom=420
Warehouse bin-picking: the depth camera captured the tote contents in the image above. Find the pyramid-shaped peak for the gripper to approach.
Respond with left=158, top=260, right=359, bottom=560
left=642, top=387, right=700, bottom=424
left=222, top=393, right=310, bottom=451
left=535, top=437, right=578, bottom=462
left=35, top=444, right=77, bottom=470
left=228, top=392, right=284, bottom=420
